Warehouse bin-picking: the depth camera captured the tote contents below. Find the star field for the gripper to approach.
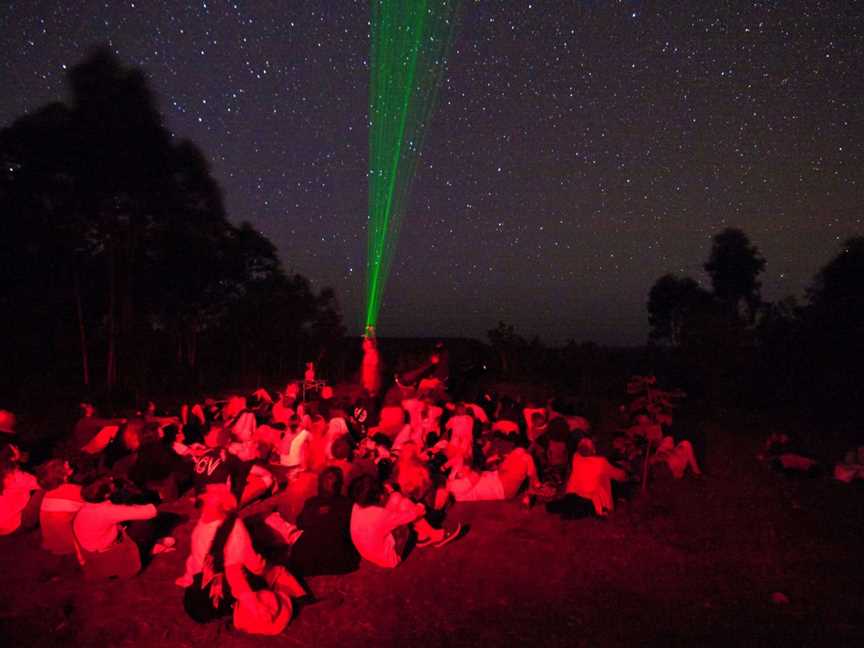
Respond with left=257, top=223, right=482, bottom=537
left=1, top=1, right=862, bottom=344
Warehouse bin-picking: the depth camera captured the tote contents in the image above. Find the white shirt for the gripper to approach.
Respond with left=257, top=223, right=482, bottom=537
left=350, top=494, right=421, bottom=568
left=279, top=429, right=310, bottom=467
left=0, top=469, right=39, bottom=535
left=73, top=501, right=157, bottom=552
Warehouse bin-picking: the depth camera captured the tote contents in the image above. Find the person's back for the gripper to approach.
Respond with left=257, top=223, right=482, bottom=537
left=349, top=475, right=422, bottom=568
left=565, top=439, right=626, bottom=515
left=566, top=455, right=612, bottom=495
left=0, top=465, right=40, bottom=535
left=290, top=490, right=359, bottom=575
left=40, top=482, right=84, bottom=554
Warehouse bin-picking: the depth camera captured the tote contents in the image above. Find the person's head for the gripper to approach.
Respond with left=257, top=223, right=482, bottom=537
left=205, top=424, right=229, bottom=448
left=331, top=436, right=353, bottom=461
left=318, top=466, right=344, bottom=497
left=0, top=444, right=21, bottom=488
left=577, top=437, right=596, bottom=457
left=36, top=459, right=73, bottom=490
left=121, top=419, right=147, bottom=451
left=348, top=474, right=385, bottom=508
left=161, top=424, right=180, bottom=446
left=286, top=415, right=302, bottom=434
left=0, top=410, right=16, bottom=435
left=311, top=415, right=327, bottom=436
left=81, top=475, right=117, bottom=503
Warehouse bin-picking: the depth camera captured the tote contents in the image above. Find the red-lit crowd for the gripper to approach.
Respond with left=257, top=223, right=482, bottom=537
left=0, top=346, right=707, bottom=636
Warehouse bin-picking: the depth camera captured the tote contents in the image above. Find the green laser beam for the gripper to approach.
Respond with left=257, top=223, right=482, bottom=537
left=365, top=0, right=460, bottom=331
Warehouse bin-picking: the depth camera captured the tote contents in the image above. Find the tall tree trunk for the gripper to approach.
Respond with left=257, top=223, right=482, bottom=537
left=106, top=243, right=117, bottom=390
left=74, top=271, right=90, bottom=387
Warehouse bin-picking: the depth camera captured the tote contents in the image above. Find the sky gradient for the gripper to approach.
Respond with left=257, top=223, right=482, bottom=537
left=2, top=1, right=862, bottom=344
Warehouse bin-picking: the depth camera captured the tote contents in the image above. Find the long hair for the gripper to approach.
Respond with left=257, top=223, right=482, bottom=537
left=0, top=445, right=19, bottom=494
left=208, top=512, right=238, bottom=574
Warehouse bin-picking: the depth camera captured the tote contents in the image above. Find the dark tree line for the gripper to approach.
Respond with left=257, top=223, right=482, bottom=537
left=0, top=48, right=343, bottom=406
left=647, top=227, right=864, bottom=423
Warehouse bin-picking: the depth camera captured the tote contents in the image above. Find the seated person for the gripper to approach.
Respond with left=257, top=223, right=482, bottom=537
left=448, top=447, right=542, bottom=502
left=127, top=424, right=193, bottom=502
left=287, top=467, right=360, bottom=576
left=73, top=475, right=159, bottom=578
left=349, top=475, right=458, bottom=568
left=37, top=459, right=84, bottom=554
left=535, top=417, right=572, bottom=483
left=177, top=483, right=306, bottom=635
left=192, top=425, right=244, bottom=496
left=0, top=443, right=42, bottom=535
left=370, top=404, right=407, bottom=442
left=444, top=404, right=475, bottom=469
left=276, top=416, right=311, bottom=480
left=555, top=438, right=628, bottom=517
left=651, top=436, right=703, bottom=479
left=835, top=446, right=864, bottom=483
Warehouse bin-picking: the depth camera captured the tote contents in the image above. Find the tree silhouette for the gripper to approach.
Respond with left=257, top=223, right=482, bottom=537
left=647, top=274, right=713, bottom=347
left=802, top=237, right=864, bottom=416
left=704, top=228, right=766, bottom=323
left=0, top=47, right=343, bottom=400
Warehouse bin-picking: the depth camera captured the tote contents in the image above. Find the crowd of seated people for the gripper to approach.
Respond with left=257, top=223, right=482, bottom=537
left=0, top=361, right=707, bottom=636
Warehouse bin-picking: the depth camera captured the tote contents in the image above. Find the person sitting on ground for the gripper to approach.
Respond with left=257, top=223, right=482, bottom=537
left=444, top=403, right=475, bottom=470
left=371, top=401, right=408, bottom=443
left=834, top=446, right=864, bottom=483
left=276, top=416, right=311, bottom=481
left=327, top=436, right=375, bottom=495
left=0, top=443, right=42, bottom=535
left=494, top=396, right=522, bottom=432
left=178, top=483, right=306, bottom=635
left=447, top=447, right=543, bottom=502
left=538, top=417, right=572, bottom=486
left=650, top=435, right=703, bottom=479
left=103, top=418, right=149, bottom=472
left=37, top=458, right=84, bottom=554
left=304, top=415, right=331, bottom=472
left=349, top=474, right=459, bottom=568
left=191, top=424, right=244, bottom=496
left=287, top=467, right=360, bottom=577
left=480, top=428, right=521, bottom=469
left=755, top=431, right=817, bottom=476
left=127, top=424, right=194, bottom=502
left=550, top=438, right=628, bottom=518
left=72, top=475, right=160, bottom=578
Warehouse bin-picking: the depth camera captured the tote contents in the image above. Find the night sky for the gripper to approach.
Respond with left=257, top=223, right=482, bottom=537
left=2, top=1, right=862, bottom=345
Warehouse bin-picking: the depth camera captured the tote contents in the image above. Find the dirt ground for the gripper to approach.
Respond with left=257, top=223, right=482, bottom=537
left=2, top=413, right=863, bottom=648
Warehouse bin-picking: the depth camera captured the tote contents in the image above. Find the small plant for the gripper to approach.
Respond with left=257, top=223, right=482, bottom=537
left=623, top=375, right=686, bottom=493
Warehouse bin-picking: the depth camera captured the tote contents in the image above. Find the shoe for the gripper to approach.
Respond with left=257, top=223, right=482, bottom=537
left=433, top=522, right=464, bottom=548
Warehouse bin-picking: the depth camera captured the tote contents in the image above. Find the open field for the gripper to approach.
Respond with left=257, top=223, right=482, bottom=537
left=2, top=414, right=862, bottom=647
